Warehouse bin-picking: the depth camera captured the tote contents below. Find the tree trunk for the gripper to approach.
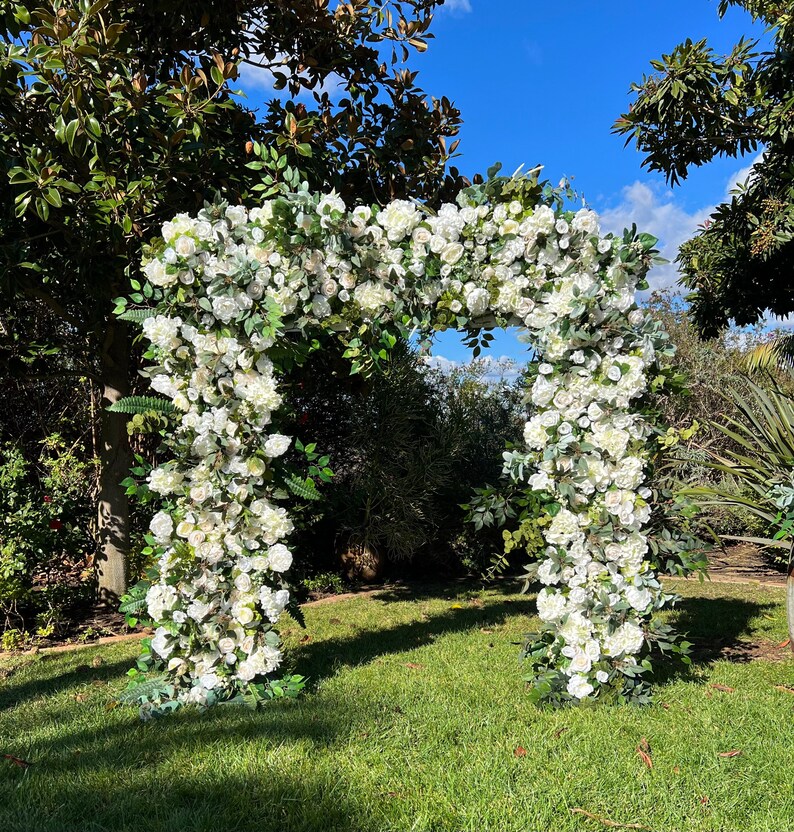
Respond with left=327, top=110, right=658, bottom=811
left=96, top=317, right=131, bottom=604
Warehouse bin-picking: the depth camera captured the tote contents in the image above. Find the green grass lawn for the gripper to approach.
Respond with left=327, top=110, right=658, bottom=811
left=1, top=578, right=793, bottom=832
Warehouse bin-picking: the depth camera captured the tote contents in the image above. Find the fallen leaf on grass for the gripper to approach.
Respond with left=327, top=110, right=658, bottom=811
left=569, top=808, right=651, bottom=829
left=2, top=754, right=31, bottom=769
left=709, top=684, right=735, bottom=693
left=636, top=738, right=653, bottom=770
left=91, top=656, right=103, bottom=668
left=774, top=685, right=794, bottom=695
left=404, top=662, right=424, bottom=670
left=699, top=796, right=709, bottom=805
left=299, top=635, right=311, bottom=644
left=513, top=746, right=527, bottom=757
left=449, top=603, right=464, bottom=609
left=673, top=766, right=680, bottom=774
left=480, top=628, right=493, bottom=634
left=718, top=749, right=742, bottom=758
left=777, top=639, right=791, bottom=649
left=553, top=726, right=569, bottom=739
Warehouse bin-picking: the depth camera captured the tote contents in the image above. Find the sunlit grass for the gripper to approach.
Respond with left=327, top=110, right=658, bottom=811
left=1, top=577, right=792, bottom=832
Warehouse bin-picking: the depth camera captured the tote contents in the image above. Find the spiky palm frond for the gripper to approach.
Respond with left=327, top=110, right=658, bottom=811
left=745, top=334, right=794, bottom=371
left=686, top=376, right=794, bottom=526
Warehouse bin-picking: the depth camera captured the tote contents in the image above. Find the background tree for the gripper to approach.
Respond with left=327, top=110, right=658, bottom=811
left=613, top=0, right=794, bottom=338
left=0, top=0, right=464, bottom=602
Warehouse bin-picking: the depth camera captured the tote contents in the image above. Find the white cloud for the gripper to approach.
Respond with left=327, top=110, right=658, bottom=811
left=441, top=0, right=472, bottom=13
left=237, top=56, right=343, bottom=99
left=421, top=354, right=521, bottom=382
left=600, top=182, right=712, bottom=292
left=725, top=151, right=764, bottom=198
left=600, top=155, right=768, bottom=293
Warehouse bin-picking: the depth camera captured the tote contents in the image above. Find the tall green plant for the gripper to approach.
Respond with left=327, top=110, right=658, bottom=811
left=686, top=376, right=794, bottom=647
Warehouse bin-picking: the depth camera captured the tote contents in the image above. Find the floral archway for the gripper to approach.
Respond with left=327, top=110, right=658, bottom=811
left=117, top=170, right=689, bottom=717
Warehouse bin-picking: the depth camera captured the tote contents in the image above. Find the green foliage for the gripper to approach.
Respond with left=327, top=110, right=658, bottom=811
left=288, top=342, right=526, bottom=573
left=644, top=291, right=791, bottom=549
left=118, top=579, right=151, bottom=628
left=615, top=2, right=794, bottom=334
left=107, top=396, right=175, bottom=415
left=687, top=375, right=794, bottom=563
left=0, top=0, right=464, bottom=607
left=284, top=474, right=323, bottom=502
left=0, top=434, right=96, bottom=636
left=300, top=571, right=346, bottom=596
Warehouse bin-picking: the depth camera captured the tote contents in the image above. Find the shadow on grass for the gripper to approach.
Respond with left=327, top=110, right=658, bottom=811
left=671, top=594, right=780, bottom=663
left=292, top=595, right=535, bottom=687
left=1, top=700, right=386, bottom=832
left=0, top=655, right=135, bottom=713
left=653, top=595, right=781, bottom=687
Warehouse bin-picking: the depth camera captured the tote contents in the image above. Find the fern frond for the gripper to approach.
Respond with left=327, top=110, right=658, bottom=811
left=107, top=396, right=176, bottom=415
left=284, top=474, right=322, bottom=501
left=116, top=675, right=170, bottom=705
left=119, top=595, right=148, bottom=616
left=117, top=308, right=155, bottom=323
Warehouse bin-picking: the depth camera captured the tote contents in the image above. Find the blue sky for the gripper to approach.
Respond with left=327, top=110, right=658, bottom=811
left=237, top=1, right=767, bottom=367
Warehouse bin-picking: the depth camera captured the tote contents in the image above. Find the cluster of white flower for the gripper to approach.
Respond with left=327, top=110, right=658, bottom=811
left=131, top=178, right=673, bottom=711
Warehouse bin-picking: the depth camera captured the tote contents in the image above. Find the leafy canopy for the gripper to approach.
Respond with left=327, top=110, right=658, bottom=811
left=614, top=0, right=794, bottom=335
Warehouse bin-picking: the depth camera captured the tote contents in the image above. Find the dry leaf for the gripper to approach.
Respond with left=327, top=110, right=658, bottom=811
left=480, top=628, right=493, bottom=634
left=700, top=796, right=709, bottom=805
left=569, top=808, right=651, bottom=830
left=91, top=656, right=103, bottom=668
left=709, top=684, right=735, bottom=693
left=513, top=746, right=527, bottom=757
left=2, top=754, right=31, bottom=769
left=404, top=662, right=424, bottom=670
left=673, top=766, right=681, bottom=774
left=299, top=634, right=311, bottom=644
left=777, top=639, right=791, bottom=649
left=774, top=685, right=794, bottom=695
left=718, top=749, right=742, bottom=758
left=554, top=726, right=569, bottom=739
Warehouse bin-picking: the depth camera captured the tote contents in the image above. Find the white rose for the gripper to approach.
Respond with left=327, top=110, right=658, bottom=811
left=149, top=511, right=174, bottom=544
left=267, top=543, right=293, bottom=572
left=211, top=295, right=238, bottom=324
left=174, top=235, right=196, bottom=258
left=235, top=573, right=253, bottom=593
left=264, top=434, right=291, bottom=458
left=441, top=242, right=464, bottom=266
left=567, top=674, right=594, bottom=699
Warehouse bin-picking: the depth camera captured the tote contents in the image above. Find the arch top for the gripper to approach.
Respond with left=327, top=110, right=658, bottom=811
left=125, top=170, right=682, bottom=717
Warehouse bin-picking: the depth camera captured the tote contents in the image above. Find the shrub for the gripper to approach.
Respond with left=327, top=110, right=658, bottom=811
left=0, top=435, right=96, bottom=635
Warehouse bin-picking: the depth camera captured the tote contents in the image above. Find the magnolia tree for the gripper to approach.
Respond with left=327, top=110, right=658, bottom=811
left=117, top=170, right=693, bottom=718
